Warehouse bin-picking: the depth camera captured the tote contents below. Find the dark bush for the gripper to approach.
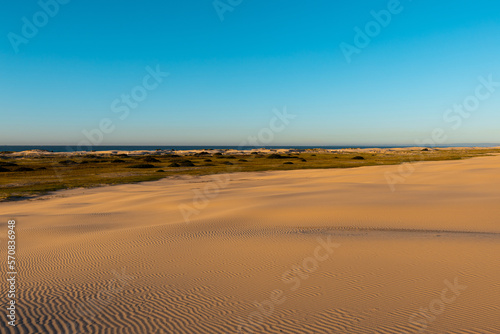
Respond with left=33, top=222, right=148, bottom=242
left=168, top=162, right=180, bottom=167
left=156, top=169, right=165, bottom=172
left=177, top=160, right=195, bottom=167
left=37, top=167, right=47, bottom=170
left=143, top=157, right=161, bottom=163
left=16, top=167, right=35, bottom=171
left=300, top=158, right=307, bottom=162
left=204, top=159, right=212, bottom=162
left=59, top=160, right=77, bottom=165
left=352, top=156, right=365, bottom=160
left=0, top=167, right=10, bottom=172
left=422, top=148, right=429, bottom=151
left=283, top=162, right=294, bottom=165
left=267, top=154, right=285, bottom=159
left=223, top=161, right=233, bottom=165
left=128, top=164, right=156, bottom=169
left=238, top=159, right=248, bottom=162
left=0, top=162, right=18, bottom=167
left=112, top=159, right=126, bottom=163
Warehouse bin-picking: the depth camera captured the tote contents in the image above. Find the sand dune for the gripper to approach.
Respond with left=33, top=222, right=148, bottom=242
left=1, top=155, right=500, bottom=333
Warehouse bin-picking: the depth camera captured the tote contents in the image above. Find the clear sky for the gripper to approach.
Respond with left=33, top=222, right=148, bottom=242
left=1, top=0, right=500, bottom=146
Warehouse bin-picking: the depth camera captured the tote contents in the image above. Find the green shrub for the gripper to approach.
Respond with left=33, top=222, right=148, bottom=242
left=178, top=160, right=195, bottom=167
left=143, top=157, right=160, bottom=163
left=267, top=154, right=285, bottom=159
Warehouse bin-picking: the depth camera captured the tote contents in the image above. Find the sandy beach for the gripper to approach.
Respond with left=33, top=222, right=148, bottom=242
left=1, top=154, right=499, bottom=333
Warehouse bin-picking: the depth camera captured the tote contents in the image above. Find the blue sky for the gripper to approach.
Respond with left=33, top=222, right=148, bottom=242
left=1, top=0, right=500, bottom=146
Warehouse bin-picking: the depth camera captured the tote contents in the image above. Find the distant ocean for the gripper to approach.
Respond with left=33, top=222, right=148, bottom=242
left=1, top=144, right=499, bottom=153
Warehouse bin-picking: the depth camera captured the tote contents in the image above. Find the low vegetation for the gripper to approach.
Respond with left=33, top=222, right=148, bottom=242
left=1, top=148, right=499, bottom=201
